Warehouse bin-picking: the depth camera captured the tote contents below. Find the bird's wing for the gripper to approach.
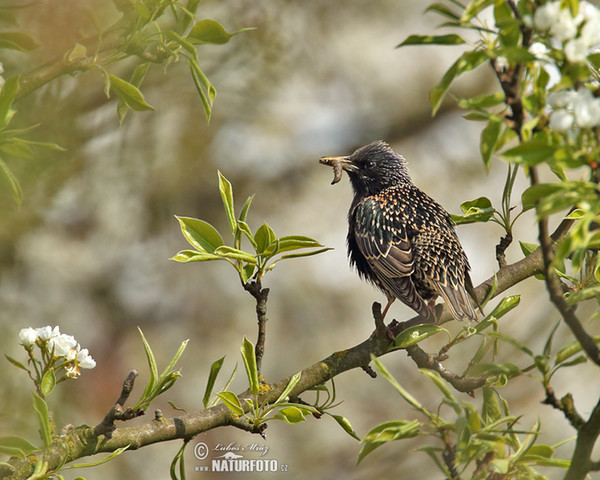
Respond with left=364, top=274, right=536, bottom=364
left=412, top=222, right=478, bottom=322
left=353, top=198, right=435, bottom=322
left=353, top=197, right=414, bottom=278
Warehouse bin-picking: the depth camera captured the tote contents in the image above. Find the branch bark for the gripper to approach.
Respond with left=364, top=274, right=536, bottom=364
left=4, top=242, right=556, bottom=480
left=564, top=396, right=600, bottom=480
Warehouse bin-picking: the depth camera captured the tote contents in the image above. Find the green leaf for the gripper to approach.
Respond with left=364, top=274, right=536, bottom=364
left=519, top=241, right=538, bottom=257
left=32, top=393, right=51, bottom=447
left=487, top=331, right=534, bottom=357
left=0, top=75, right=19, bottom=129
left=203, top=356, right=225, bottom=408
left=188, top=19, right=252, bottom=44
left=555, top=336, right=600, bottom=364
left=238, top=195, right=254, bottom=223
left=502, top=140, right=556, bottom=166
left=275, top=406, right=307, bottom=424
left=482, top=386, right=502, bottom=424
left=216, top=391, right=244, bottom=417
left=65, top=43, right=87, bottom=65
left=392, top=324, right=450, bottom=349
left=40, top=370, right=56, bottom=397
left=457, top=92, right=505, bottom=109
left=218, top=171, right=236, bottom=234
left=136, top=327, right=158, bottom=410
left=372, top=356, right=429, bottom=414
left=419, top=369, right=461, bottom=415
left=480, top=118, right=503, bottom=169
left=188, top=58, right=216, bottom=121
left=451, top=196, right=495, bottom=224
left=117, top=63, right=150, bottom=124
left=278, top=247, right=333, bottom=261
left=430, top=50, right=489, bottom=115
left=175, top=216, right=224, bottom=253
left=0, top=158, right=22, bottom=206
left=468, top=362, right=521, bottom=378
left=362, top=419, right=421, bottom=444
left=0, top=32, right=39, bottom=51
left=487, top=295, right=520, bottom=319
left=274, top=372, right=302, bottom=406
left=397, top=34, right=465, bottom=47
left=0, top=139, right=33, bottom=159
left=5, top=354, right=28, bottom=372
left=0, top=436, right=38, bottom=458
left=108, top=75, right=155, bottom=111
left=521, top=183, right=564, bottom=211
left=170, top=250, right=221, bottom=263
left=357, top=420, right=421, bottom=463
left=357, top=442, right=383, bottom=465
left=62, top=446, right=129, bottom=469
left=214, top=246, right=257, bottom=264
left=425, top=3, right=460, bottom=20
left=240, top=337, right=259, bottom=396
left=254, top=223, right=277, bottom=255
left=462, top=0, right=496, bottom=21
left=240, top=264, right=256, bottom=283
left=327, top=413, right=360, bottom=441
left=275, top=235, right=324, bottom=253
left=165, top=30, right=197, bottom=59
left=565, top=286, right=600, bottom=305
left=159, top=339, right=188, bottom=381
left=496, top=46, right=537, bottom=63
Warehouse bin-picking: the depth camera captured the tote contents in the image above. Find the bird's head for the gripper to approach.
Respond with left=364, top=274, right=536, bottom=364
left=320, top=141, right=411, bottom=197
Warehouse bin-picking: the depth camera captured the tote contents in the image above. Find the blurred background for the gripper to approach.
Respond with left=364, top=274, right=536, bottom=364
left=1, top=1, right=599, bottom=479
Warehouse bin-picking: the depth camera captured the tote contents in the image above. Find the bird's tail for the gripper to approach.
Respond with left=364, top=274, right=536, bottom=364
left=437, top=283, right=478, bottom=322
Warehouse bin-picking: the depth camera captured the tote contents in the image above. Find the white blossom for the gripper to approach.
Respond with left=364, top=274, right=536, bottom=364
left=18, top=327, right=38, bottom=348
left=579, top=2, right=600, bottom=23
left=573, top=90, right=600, bottom=127
left=76, top=348, right=96, bottom=369
left=534, top=1, right=560, bottom=31
left=548, top=90, right=577, bottom=108
left=549, top=109, right=575, bottom=131
left=529, top=42, right=550, bottom=60
left=36, top=326, right=60, bottom=341
left=48, top=334, right=78, bottom=359
left=494, top=56, right=509, bottom=71
left=551, top=8, right=578, bottom=40
left=565, top=37, right=590, bottom=63
left=581, top=17, right=600, bottom=45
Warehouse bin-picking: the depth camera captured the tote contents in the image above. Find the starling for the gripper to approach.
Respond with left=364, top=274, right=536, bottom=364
left=320, top=140, right=477, bottom=323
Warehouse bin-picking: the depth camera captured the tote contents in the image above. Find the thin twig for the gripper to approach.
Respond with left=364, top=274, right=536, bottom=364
left=495, top=232, right=513, bottom=268
left=542, top=386, right=585, bottom=431
left=93, top=370, right=144, bottom=438
left=243, top=280, right=270, bottom=374
left=441, top=429, right=461, bottom=480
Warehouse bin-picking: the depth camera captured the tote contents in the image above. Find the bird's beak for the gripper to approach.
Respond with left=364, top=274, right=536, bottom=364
left=319, top=155, right=358, bottom=172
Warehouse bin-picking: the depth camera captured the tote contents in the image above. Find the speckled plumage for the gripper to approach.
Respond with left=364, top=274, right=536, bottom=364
left=322, top=140, right=477, bottom=323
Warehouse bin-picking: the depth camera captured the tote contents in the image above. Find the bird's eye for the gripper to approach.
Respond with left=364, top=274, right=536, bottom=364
left=365, top=160, right=375, bottom=169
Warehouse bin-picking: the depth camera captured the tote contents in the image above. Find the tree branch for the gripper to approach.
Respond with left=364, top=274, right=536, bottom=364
left=542, top=386, right=585, bottom=431
left=564, top=395, right=600, bottom=480
left=93, top=370, right=144, bottom=438
left=243, top=280, right=269, bottom=374
left=532, top=167, right=600, bottom=366
left=4, top=220, right=574, bottom=479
